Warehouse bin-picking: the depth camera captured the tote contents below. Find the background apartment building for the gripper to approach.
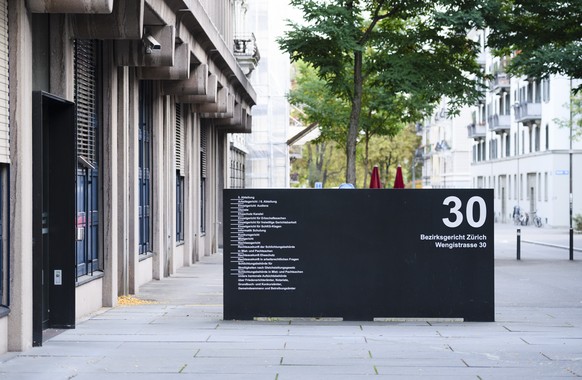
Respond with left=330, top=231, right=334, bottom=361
left=419, top=30, right=582, bottom=227
left=1, top=0, right=258, bottom=354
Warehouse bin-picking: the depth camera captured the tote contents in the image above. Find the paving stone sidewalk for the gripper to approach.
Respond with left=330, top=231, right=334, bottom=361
left=0, top=224, right=581, bottom=379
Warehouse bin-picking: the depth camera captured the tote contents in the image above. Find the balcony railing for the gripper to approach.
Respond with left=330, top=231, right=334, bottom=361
left=514, top=101, right=541, bottom=124
left=467, top=123, right=486, bottom=139
left=487, top=114, right=510, bottom=133
left=489, top=72, right=510, bottom=93
left=234, top=33, right=260, bottom=76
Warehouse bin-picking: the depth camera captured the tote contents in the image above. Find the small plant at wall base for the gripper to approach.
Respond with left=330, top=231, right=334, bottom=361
left=574, top=214, right=582, bottom=232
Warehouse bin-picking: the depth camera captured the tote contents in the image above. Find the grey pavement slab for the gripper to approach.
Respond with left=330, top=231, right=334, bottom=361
left=1, top=223, right=581, bottom=379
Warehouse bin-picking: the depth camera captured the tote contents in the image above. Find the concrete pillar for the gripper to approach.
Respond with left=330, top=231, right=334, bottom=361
left=101, top=41, right=118, bottom=307
left=117, top=66, right=130, bottom=295
left=49, top=14, right=73, bottom=100
left=152, top=82, right=164, bottom=280
left=8, top=0, right=34, bottom=351
left=178, top=74, right=218, bottom=104
left=163, top=64, right=209, bottom=96
left=137, top=43, right=190, bottom=80
left=115, top=25, right=175, bottom=67
left=72, top=0, right=143, bottom=40
left=127, top=70, right=139, bottom=294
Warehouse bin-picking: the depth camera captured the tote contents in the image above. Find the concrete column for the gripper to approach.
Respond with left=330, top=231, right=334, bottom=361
left=152, top=82, right=164, bottom=280
left=127, top=70, right=139, bottom=294
left=101, top=41, right=118, bottom=307
left=116, top=66, right=130, bottom=295
left=162, top=95, right=175, bottom=277
left=49, top=14, right=73, bottom=100
left=190, top=112, right=201, bottom=263
left=8, top=0, right=33, bottom=351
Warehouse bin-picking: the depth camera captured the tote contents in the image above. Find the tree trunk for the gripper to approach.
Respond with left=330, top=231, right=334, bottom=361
left=346, top=49, right=363, bottom=185
left=362, top=130, right=370, bottom=188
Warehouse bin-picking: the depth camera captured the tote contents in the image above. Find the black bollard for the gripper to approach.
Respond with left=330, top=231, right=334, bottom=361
left=570, top=228, right=574, bottom=261
left=517, top=229, right=521, bottom=260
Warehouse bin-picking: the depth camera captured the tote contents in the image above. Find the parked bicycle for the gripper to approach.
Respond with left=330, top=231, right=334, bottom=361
left=531, top=211, right=543, bottom=228
left=512, top=206, right=528, bottom=226
left=512, top=206, right=542, bottom=227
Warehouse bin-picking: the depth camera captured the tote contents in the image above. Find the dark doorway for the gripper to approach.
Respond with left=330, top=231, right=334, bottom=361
left=32, top=92, right=77, bottom=346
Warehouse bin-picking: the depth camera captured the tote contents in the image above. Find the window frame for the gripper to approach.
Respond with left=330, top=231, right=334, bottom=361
left=74, top=39, right=103, bottom=279
left=138, top=81, right=154, bottom=255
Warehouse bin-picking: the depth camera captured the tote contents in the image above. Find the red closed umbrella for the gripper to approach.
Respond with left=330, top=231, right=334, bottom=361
left=369, top=165, right=382, bottom=188
left=393, top=165, right=405, bottom=189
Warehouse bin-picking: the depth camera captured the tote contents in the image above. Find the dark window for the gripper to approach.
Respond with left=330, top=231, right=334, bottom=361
left=200, top=122, right=208, bottom=235
left=74, top=39, right=101, bottom=277
left=543, top=79, right=551, bottom=103
left=505, top=134, right=510, bottom=157
left=139, top=81, right=153, bottom=254
left=230, top=147, right=246, bottom=189
left=175, top=103, right=184, bottom=243
left=176, top=172, right=184, bottom=243
left=545, top=124, right=549, bottom=150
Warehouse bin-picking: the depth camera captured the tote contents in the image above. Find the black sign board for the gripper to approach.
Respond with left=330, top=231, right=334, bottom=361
left=224, top=189, right=494, bottom=322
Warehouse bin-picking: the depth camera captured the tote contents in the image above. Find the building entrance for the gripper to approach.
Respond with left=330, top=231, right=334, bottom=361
left=32, top=92, right=77, bottom=346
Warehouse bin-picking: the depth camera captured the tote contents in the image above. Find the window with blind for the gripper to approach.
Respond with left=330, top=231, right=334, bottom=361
left=175, top=103, right=184, bottom=243
left=200, top=121, right=208, bottom=235
left=139, top=81, right=153, bottom=254
left=74, top=39, right=101, bottom=278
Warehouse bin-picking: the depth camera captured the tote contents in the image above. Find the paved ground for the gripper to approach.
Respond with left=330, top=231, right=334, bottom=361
left=0, top=224, right=581, bottom=379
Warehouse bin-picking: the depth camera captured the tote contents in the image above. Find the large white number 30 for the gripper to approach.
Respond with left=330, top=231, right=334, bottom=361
left=442, top=196, right=486, bottom=228
left=442, top=196, right=463, bottom=228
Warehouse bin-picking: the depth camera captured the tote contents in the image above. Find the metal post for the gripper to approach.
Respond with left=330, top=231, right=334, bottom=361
left=569, top=78, right=574, bottom=261
left=517, top=228, right=521, bottom=260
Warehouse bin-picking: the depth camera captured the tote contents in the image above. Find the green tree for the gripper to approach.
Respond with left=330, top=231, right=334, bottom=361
left=288, top=61, right=350, bottom=145
left=360, top=124, right=421, bottom=188
left=279, top=0, right=485, bottom=184
left=484, top=0, right=582, bottom=90
left=289, top=61, right=413, bottom=187
left=291, top=141, right=345, bottom=188
left=554, top=92, right=582, bottom=141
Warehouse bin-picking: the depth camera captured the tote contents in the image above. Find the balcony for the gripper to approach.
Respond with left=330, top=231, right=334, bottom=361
left=234, top=33, right=260, bottom=76
left=487, top=114, right=510, bottom=134
left=514, top=101, right=541, bottom=125
left=467, top=123, right=486, bottom=139
left=489, top=72, right=510, bottom=94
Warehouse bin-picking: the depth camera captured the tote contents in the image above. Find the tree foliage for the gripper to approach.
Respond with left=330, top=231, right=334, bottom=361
left=362, top=124, right=421, bottom=188
left=291, top=124, right=421, bottom=189
left=279, top=0, right=487, bottom=184
left=288, top=61, right=350, bottom=145
left=484, top=0, right=582, bottom=91
left=553, top=92, right=582, bottom=141
left=288, top=61, right=412, bottom=187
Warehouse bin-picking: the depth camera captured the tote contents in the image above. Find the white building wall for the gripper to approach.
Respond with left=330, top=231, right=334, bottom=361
left=421, top=100, right=473, bottom=189
left=470, top=73, right=582, bottom=227
left=245, top=0, right=290, bottom=188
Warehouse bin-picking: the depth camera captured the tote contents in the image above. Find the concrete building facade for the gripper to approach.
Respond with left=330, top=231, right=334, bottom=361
left=1, top=0, right=258, bottom=353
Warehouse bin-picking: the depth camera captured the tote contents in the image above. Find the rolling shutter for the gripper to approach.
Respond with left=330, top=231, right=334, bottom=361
left=74, top=39, right=98, bottom=166
left=200, top=122, right=207, bottom=179
left=175, top=103, right=184, bottom=175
